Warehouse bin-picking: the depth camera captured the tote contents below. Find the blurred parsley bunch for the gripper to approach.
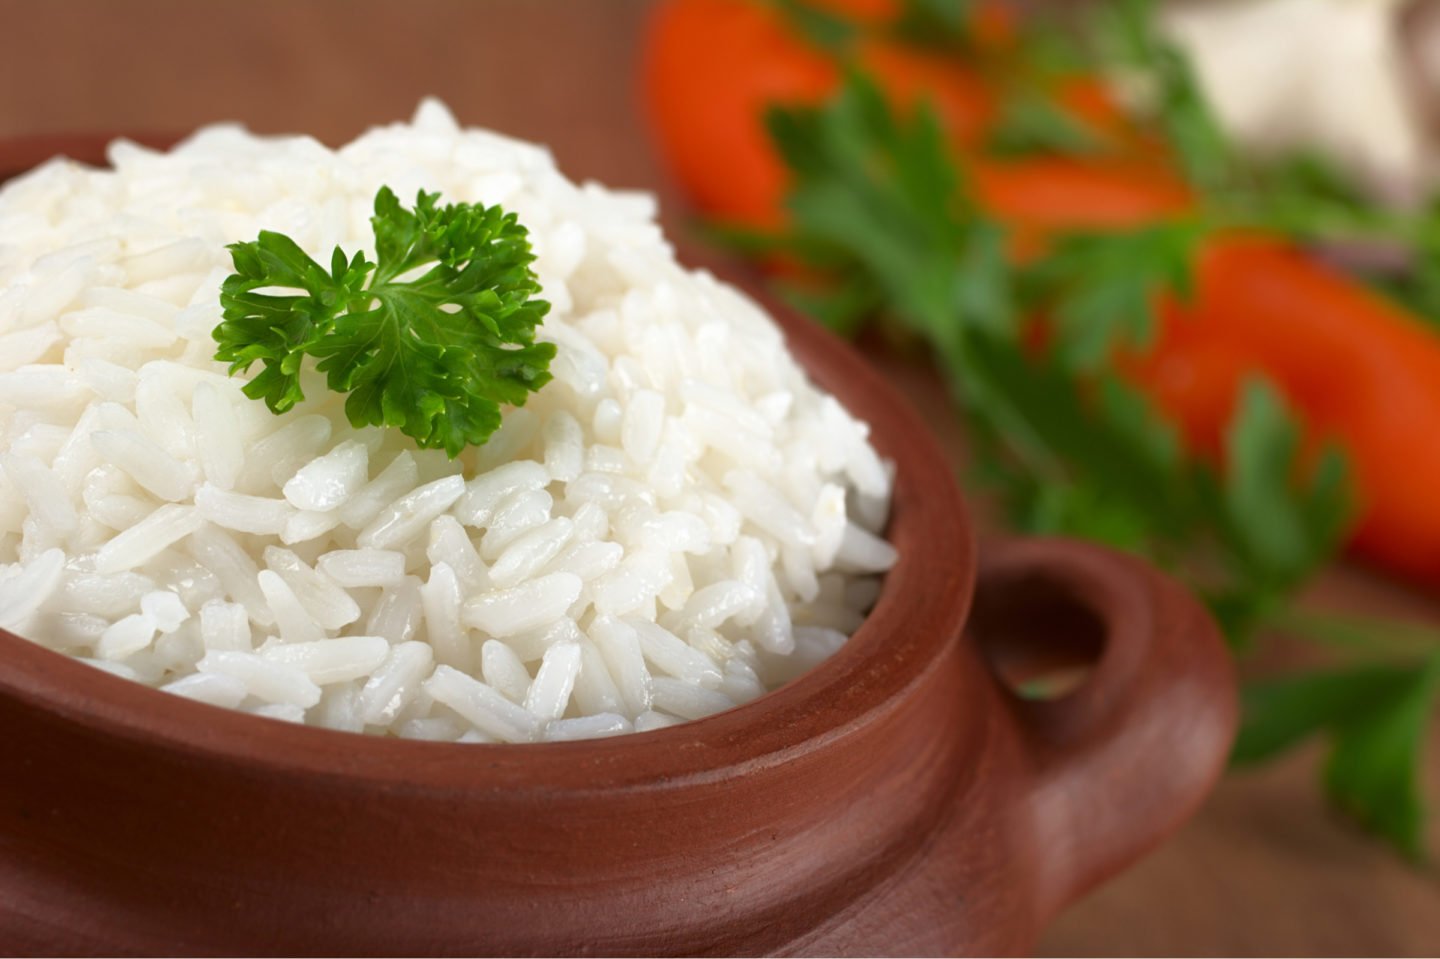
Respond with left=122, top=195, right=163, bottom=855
left=729, top=0, right=1440, bottom=856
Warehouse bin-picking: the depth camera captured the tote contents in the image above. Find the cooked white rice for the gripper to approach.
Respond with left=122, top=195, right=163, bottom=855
left=0, top=99, right=897, bottom=742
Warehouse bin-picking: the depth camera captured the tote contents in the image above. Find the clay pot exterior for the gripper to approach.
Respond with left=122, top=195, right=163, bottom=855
left=0, top=138, right=1236, bottom=956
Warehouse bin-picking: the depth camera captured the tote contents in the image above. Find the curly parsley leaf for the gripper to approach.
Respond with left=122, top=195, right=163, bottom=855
left=1233, top=664, right=1407, bottom=765
left=964, top=334, right=1194, bottom=551
left=1221, top=380, right=1351, bottom=594
left=1324, top=654, right=1440, bottom=857
left=986, top=89, right=1110, bottom=160
left=763, top=68, right=1012, bottom=353
left=1093, top=0, right=1230, bottom=192
left=1021, top=221, right=1203, bottom=370
left=769, top=0, right=859, bottom=52
left=213, top=187, right=554, bottom=458
left=1237, top=653, right=1440, bottom=856
left=892, top=0, right=972, bottom=48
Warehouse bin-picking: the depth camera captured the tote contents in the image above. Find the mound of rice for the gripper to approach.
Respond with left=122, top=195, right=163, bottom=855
left=0, top=100, right=896, bottom=743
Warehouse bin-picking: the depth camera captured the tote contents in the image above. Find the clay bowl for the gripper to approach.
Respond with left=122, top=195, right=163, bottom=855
left=0, top=136, right=1237, bottom=956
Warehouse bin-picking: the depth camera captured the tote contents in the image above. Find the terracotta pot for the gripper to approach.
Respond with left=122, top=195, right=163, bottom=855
left=0, top=137, right=1236, bottom=956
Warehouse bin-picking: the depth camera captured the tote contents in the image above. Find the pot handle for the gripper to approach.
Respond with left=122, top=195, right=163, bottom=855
left=970, top=538, right=1237, bottom=918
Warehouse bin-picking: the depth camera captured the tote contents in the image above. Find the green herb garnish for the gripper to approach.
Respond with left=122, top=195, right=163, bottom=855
left=985, top=90, right=1110, bottom=160
left=213, top=186, right=554, bottom=458
left=1236, top=653, right=1440, bottom=854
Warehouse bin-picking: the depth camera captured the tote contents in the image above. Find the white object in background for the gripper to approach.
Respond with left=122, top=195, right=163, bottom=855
left=1164, top=0, right=1432, bottom=203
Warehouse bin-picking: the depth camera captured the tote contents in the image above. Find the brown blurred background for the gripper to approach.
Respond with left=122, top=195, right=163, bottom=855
left=0, top=1, right=662, bottom=191
left=3, top=1, right=1439, bottom=955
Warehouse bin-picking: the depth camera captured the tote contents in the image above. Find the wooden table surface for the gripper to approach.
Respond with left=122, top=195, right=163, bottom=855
left=3, top=1, right=1438, bottom=954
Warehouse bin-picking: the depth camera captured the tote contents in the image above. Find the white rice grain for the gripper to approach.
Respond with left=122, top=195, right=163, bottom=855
left=282, top=439, right=369, bottom=512
left=96, top=612, right=158, bottom=660
left=420, top=561, right=468, bottom=669
left=590, top=614, right=652, bottom=717
left=199, top=599, right=252, bottom=651
left=94, top=504, right=201, bottom=574
left=453, top=460, right=549, bottom=528
left=650, top=677, right=734, bottom=721
left=545, top=540, right=623, bottom=582
left=58, top=570, right=154, bottom=619
left=0, top=323, right=61, bottom=373
left=397, top=717, right=465, bottom=742
left=1, top=453, right=78, bottom=536
left=423, top=664, right=540, bottom=743
left=0, top=368, right=92, bottom=414
left=505, top=616, right=583, bottom=663
left=571, top=640, right=625, bottom=715
left=426, top=515, right=488, bottom=591
left=478, top=488, right=553, bottom=558
left=194, top=485, right=292, bottom=536
left=198, top=650, right=322, bottom=707
left=461, top=572, right=582, bottom=638
left=488, top=517, right=573, bottom=588
left=621, top=389, right=666, bottom=465
left=358, top=640, right=434, bottom=726
left=834, top=521, right=899, bottom=573
left=0, top=547, right=66, bottom=630
left=239, top=414, right=332, bottom=492
left=139, top=590, right=190, bottom=634
left=366, top=577, right=424, bottom=644
left=544, top=712, right=631, bottom=741
left=481, top=639, right=533, bottom=703
left=592, top=549, right=672, bottom=616
left=264, top=547, right=360, bottom=630
left=280, top=509, right=342, bottom=546
left=541, top=412, right=584, bottom=482
left=187, top=524, right=273, bottom=626
left=630, top=619, right=723, bottom=689
left=671, top=580, right=763, bottom=632
left=634, top=710, right=683, bottom=733
left=250, top=703, right=307, bottom=724
left=191, top=381, right=245, bottom=490
left=316, top=682, right=365, bottom=733
left=337, top=452, right=419, bottom=529
left=256, top=570, right=324, bottom=644
left=160, top=671, right=248, bottom=709
left=724, top=470, right=817, bottom=550
left=91, top=429, right=194, bottom=503
left=315, top=548, right=408, bottom=589
left=523, top=640, right=582, bottom=721
left=259, top=636, right=390, bottom=684
left=357, top=474, right=465, bottom=550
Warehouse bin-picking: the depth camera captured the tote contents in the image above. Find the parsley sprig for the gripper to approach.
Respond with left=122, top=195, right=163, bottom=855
left=213, top=187, right=554, bottom=457
left=725, top=11, right=1440, bottom=855
left=757, top=68, right=1351, bottom=632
